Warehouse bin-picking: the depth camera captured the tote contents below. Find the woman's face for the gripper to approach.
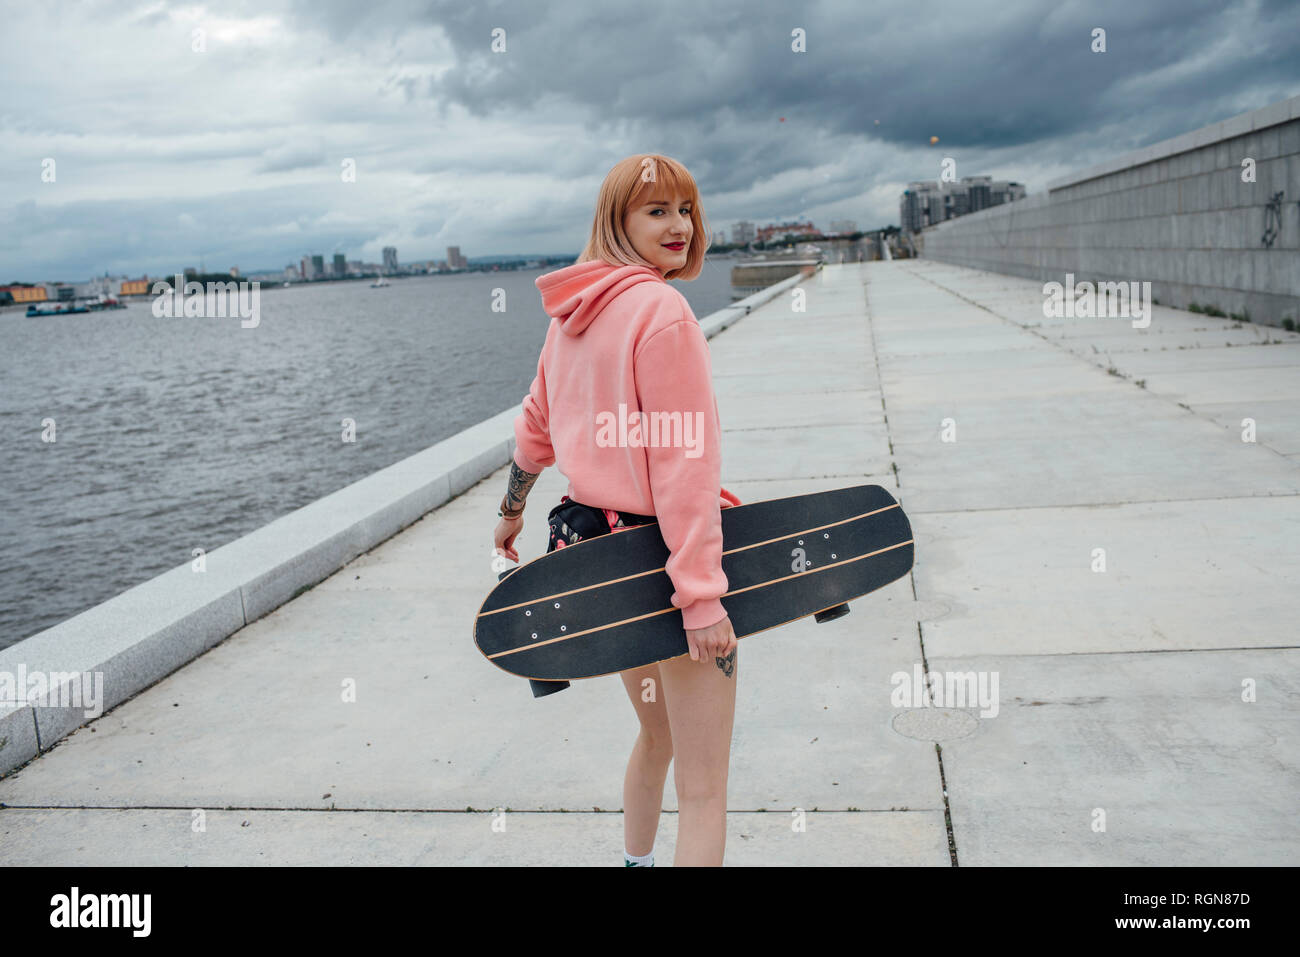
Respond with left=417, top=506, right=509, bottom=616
left=623, top=193, right=693, bottom=275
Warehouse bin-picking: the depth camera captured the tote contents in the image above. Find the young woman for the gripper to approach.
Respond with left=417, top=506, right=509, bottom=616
left=492, top=153, right=741, bottom=867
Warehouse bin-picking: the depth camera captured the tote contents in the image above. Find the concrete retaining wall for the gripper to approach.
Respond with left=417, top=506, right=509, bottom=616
left=920, top=95, right=1300, bottom=327
left=0, top=268, right=817, bottom=777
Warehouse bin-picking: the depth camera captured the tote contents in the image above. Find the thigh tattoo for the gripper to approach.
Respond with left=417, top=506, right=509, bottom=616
left=715, top=649, right=736, bottom=678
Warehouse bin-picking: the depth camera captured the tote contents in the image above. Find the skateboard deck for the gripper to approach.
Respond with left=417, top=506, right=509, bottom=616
left=475, top=483, right=914, bottom=695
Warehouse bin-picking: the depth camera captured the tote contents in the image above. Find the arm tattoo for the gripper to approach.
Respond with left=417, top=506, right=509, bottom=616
left=505, top=462, right=540, bottom=513
left=715, top=649, right=735, bottom=678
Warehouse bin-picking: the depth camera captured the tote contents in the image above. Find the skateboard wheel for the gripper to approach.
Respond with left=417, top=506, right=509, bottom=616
left=529, top=679, right=570, bottom=698
left=814, top=602, right=851, bottom=624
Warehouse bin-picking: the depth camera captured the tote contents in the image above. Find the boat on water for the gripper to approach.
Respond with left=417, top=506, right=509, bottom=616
left=86, top=294, right=127, bottom=311
left=26, top=294, right=127, bottom=316
left=370, top=276, right=390, bottom=288
left=27, top=303, right=91, bottom=316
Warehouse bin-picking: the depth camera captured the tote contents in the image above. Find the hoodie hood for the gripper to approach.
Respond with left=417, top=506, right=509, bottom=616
left=536, top=260, right=666, bottom=337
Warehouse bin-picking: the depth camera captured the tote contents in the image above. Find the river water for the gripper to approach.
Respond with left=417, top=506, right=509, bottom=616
left=0, top=257, right=741, bottom=649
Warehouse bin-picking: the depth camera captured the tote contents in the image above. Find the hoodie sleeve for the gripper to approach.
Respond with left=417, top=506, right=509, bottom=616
left=513, top=350, right=554, bottom=473
left=634, top=311, right=729, bottom=631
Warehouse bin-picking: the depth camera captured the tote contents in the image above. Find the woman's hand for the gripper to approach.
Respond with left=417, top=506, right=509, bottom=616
left=684, top=615, right=737, bottom=664
left=494, top=515, right=523, bottom=563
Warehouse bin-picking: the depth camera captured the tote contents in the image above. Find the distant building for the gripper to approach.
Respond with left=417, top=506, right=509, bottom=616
left=901, top=176, right=1025, bottom=232
left=963, top=175, right=991, bottom=214
left=446, top=246, right=467, bottom=270
left=311, top=255, right=325, bottom=279
left=0, top=284, right=49, bottom=303
left=230, top=266, right=240, bottom=277
left=300, top=256, right=312, bottom=280
left=947, top=186, right=970, bottom=219
left=731, top=221, right=755, bottom=245
left=756, top=221, right=816, bottom=243
left=900, top=181, right=940, bottom=232
left=333, top=253, right=347, bottom=278
left=383, top=247, right=399, bottom=273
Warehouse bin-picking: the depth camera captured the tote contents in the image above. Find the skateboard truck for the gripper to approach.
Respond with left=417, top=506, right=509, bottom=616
left=814, top=602, right=851, bottom=623
left=529, top=679, right=571, bottom=697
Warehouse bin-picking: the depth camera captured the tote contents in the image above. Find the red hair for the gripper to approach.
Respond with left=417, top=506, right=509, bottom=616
left=577, top=154, right=710, bottom=280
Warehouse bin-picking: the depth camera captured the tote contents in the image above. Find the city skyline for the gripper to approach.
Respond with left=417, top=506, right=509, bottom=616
left=4, top=213, right=865, bottom=290
left=2, top=0, right=1297, bottom=280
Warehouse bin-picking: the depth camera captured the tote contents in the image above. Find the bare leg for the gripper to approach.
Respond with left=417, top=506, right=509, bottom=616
left=659, top=646, right=738, bottom=866
left=620, top=663, right=673, bottom=858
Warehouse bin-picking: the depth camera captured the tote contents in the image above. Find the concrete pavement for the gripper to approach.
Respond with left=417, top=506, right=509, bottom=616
left=2, top=259, right=1296, bottom=865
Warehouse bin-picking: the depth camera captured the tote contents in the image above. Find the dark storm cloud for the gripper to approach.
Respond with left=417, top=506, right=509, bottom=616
left=3, top=0, right=1297, bottom=280
left=291, top=0, right=1300, bottom=158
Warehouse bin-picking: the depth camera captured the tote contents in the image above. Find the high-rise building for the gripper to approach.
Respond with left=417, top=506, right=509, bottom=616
left=301, top=256, right=312, bottom=280
left=962, top=176, right=992, bottom=214
left=333, top=253, right=347, bottom=278
left=446, top=246, right=467, bottom=270
left=383, top=247, right=399, bottom=273
left=731, top=221, right=755, bottom=245
left=900, top=182, right=942, bottom=232
left=904, top=182, right=946, bottom=231
left=900, top=177, right=1025, bottom=232
left=312, top=255, right=325, bottom=279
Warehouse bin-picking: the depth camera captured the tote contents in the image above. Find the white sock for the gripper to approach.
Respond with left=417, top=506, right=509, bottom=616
left=624, top=848, right=654, bottom=867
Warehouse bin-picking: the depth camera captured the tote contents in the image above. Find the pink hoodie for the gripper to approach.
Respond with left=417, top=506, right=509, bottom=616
left=513, top=259, right=741, bottom=631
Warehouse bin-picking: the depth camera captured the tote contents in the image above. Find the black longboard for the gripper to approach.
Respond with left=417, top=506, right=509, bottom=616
left=475, top=484, right=914, bottom=696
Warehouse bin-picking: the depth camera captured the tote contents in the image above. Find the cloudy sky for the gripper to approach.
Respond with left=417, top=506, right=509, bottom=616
left=2, top=0, right=1297, bottom=282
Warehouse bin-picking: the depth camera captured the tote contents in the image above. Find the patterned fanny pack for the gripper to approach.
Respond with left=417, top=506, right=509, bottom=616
left=546, top=495, right=656, bottom=548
